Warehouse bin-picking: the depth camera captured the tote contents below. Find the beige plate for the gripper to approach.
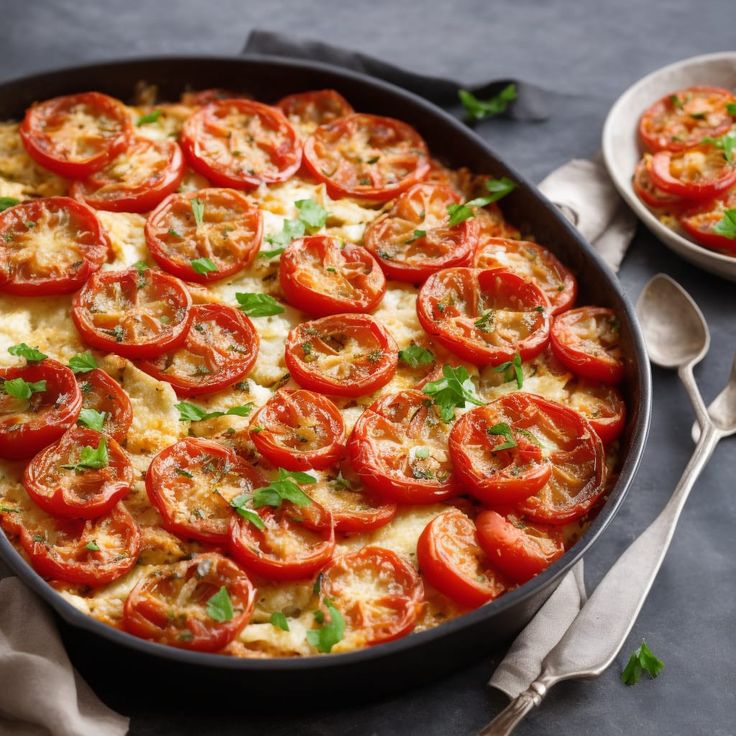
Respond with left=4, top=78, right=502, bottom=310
left=602, top=51, right=736, bottom=281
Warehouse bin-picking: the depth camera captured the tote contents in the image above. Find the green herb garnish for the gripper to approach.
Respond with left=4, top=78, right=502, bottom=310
left=447, top=177, right=517, bottom=226
left=398, top=343, right=435, bottom=368
left=190, top=257, right=218, bottom=275
left=60, top=437, right=109, bottom=472
left=77, top=408, right=107, bottom=432
left=68, top=351, right=97, bottom=374
left=495, top=352, right=524, bottom=389
left=306, top=598, right=345, bottom=653
left=8, top=343, right=47, bottom=363
left=2, top=377, right=46, bottom=400
left=621, top=641, right=664, bottom=686
left=422, top=364, right=484, bottom=421
left=235, top=292, right=285, bottom=317
left=458, top=83, right=518, bottom=121
left=487, top=422, right=517, bottom=451
left=175, top=401, right=253, bottom=422
left=137, top=109, right=163, bottom=126
left=206, top=586, right=234, bottom=622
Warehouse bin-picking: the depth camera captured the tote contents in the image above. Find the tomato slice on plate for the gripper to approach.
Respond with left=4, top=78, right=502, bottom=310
left=123, top=553, right=256, bottom=652
left=475, top=509, right=564, bottom=584
left=19, top=503, right=140, bottom=586
left=448, top=396, right=552, bottom=505
left=146, top=437, right=265, bottom=545
left=137, top=303, right=258, bottom=397
left=550, top=306, right=624, bottom=384
left=70, top=137, right=185, bottom=213
left=0, top=359, right=82, bottom=460
left=679, top=186, right=736, bottom=253
left=145, top=188, right=263, bottom=284
left=285, top=313, right=397, bottom=397
left=417, top=267, right=550, bottom=366
left=639, top=86, right=736, bottom=152
left=228, top=496, right=335, bottom=581
left=181, top=99, right=302, bottom=188
left=303, top=113, right=430, bottom=201
left=363, top=183, right=478, bottom=283
left=279, top=235, right=386, bottom=316
left=417, top=509, right=506, bottom=609
left=473, top=238, right=577, bottom=315
left=320, top=546, right=423, bottom=646
left=71, top=267, right=193, bottom=360
left=348, top=390, right=458, bottom=504
left=248, top=389, right=346, bottom=471
left=0, top=197, right=110, bottom=296
left=276, top=89, right=354, bottom=135
left=564, top=378, right=626, bottom=445
left=23, top=428, right=133, bottom=519
left=632, top=156, right=688, bottom=211
left=649, top=144, right=736, bottom=201
left=75, top=368, right=133, bottom=443
left=20, top=92, right=132, bottom=178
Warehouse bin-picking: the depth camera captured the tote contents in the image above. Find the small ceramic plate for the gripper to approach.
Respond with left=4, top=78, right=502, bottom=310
left=602, top=51, right=736, bottom=281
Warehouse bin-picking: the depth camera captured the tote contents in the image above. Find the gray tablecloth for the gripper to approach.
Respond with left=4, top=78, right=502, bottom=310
left=2, top=1, right=735, bottom=734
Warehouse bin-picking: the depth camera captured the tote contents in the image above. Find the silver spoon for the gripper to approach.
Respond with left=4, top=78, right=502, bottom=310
left=479, top=274, right=736, bottom=735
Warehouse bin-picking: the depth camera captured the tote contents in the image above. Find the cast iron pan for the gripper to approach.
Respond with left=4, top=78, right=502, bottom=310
left=0, top=56, right=651, bottom=701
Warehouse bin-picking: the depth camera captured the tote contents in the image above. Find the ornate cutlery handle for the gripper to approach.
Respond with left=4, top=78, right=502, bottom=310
left=477, top=680, right=548, bottom=735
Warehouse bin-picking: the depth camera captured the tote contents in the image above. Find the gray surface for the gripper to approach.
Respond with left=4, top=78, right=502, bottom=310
left=1, top=1, right=735, bottom=734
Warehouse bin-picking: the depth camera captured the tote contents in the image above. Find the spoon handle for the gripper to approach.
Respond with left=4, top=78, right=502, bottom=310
left=678, top=361, right=710, bottom=429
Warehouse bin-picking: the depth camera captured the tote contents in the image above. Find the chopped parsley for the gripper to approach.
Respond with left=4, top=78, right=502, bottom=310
left=398, top=343, right=434, bottom=368
left=295, top=199, right=329, bottom=232
left=175, top=401, right=253, bottom=422
left=251, top=468, right=315, bottom=509
left=258, top=246, right=287, bottom=260
left=621, top=641, right=664, bottom=686
left=422, top=364, right=484, bottom=421
left=264, top=218, right=305, bottom=250
left=270, top=611, right=290, bottom=631
left=8, top=343, right=47, bottom=363
left=190, top=257, right=218, bottom=275
left=77, top=408, right=107, bottom=431
left=495, top=352, right=524, bottom=389
left=175, top=467, right=194, bottom=479
left=68, top=351, right=97, bottom=374
left=487, top=422, right=517, bottom=451
left=701, top=130, right=736, bottom=163
left=306, top=598, right=345, bottom=653
left=2, top=377, right=46, bottom=400
left=447, top=177, right=517, bottom=226
left=728, top=102, right=736, bottom=117
left=0, top=196, right=19, bottom=212
left=474, top=309, right=495, bottom=332
left=85, top=540, right=100, bottom=552
left=206, top=586, right=234, bottom=622
left=713, top=208, right=736, bottom=239
left=458, top=83, right=518, bottom=121
left=262, top=198, right=329, bottom=254
left=137, top=109, right=163, bottom=126
left=235, top=292, right=285, bottom=317
left=669, top=94, right=684, bottom=109
left=191, top=198, right=205, bottom=227
left=60, top=437, right=109, bottom=472
left=167, top=228, right=182, bottom=238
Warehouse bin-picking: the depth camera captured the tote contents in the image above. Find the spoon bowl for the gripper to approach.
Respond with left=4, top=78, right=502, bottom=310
left=692, top=353, right=736, bottom=440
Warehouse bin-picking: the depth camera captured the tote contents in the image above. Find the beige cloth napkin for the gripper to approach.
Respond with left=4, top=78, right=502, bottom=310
left=0, top=577, right=129, bottom=736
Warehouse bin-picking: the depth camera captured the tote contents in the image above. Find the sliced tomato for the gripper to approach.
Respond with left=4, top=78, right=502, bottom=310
left=181, top=99, right=302, bottom=188
left=417, top=267, right=550, bottom=366
left=0, top=359, right=82, bottom=460
left=475, top=204, right=521, bottom=240
left=363, top=183, right=478, bottom=283
left=417, top=509, right=506, bottom=609
left=679, top=186, right=736, bottom=253
left=473, top=238, right=577, bottom=315
left=348, top=390, right=458, bottom=504
left=565, top=378, right=626, bottom=444
left=633, top=155, right=688, bottom=211
left=180, top=89, right=245, bottom=106
left=137, top=303, right=258, bottom=397
left=550, top=306, right=624, bottom=384
left=249, top=389, right=346, bottom=471
left=276, top=89, right=354, bottom=135
left=228, top=497, right=335, bottom=581
left=71, top=267, right=193, bottom=360
left=145, top=188, right=263, bottom=284
left=279, top=236, right=386, bottom=316
left=639, top=86, right=736, bottom=152
left=23, top=428, right=132, bottom=519
left=123, top=553, right=256, bottom=652
left=448, top=397, right=552, bottom=505
left=303, top=114, right=430, bottom=201
left=70, top=137, right=185, bottom=213
left=146, top=437, right=264, bottom=545
left=75, top=368, right=133, bottom=443
left=20, top=92, right=132, bottom=178
left=649, top=145, right=736, bottom=201
left=20, top=504, right=140, bottom=586
left=0, top=197, right=109, bottom=296
left=320, top=546, right=423, bottom=645
left=285, top=313, right=397, bottom=397
left=475, top=509, right=565, bottom=584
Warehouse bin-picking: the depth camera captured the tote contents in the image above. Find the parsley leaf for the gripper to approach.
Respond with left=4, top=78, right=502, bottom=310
left=474, top=309, right=496, bottom=333
left=175, top=401, right=253, bottom=422
left=422, top=364, right=484, bottom=421
left=447, top=177, right=517, bottom=226
left=295, top=199, right=329, bottom=233
left=458, top=83, right=518, bottom=121
left=206, top=586, right=234, bottom=622
left=264, top=218, right=306, bottom=250
left=701, top=130, right=736, bottom=163
left=132, top=260, right=148, bottom=273
left=669, top=94, right=684, bottom=110
left=487, top=422, right=517, bottom=451
left=728, top=103, right=736, bottom=117
left=251, top=468, right=315, bottom=509
left=68, top=351, right=97, bottom=374
left=621, top=640, right=664, bottom=686
left=2, top=377, right=46, bottom=400
left=0, top=196, right=19, bottom=212
left=60, top=436, right=108, bottom=472
left=190, top=257, right=218, bottom=275
left=191, top=198, right=205, bottom=227
left=231, top=502, right=266, bottom=531
left=77, top=408, right=107, bottom=431
left=270, top=611, right=290, bottom=631
left=495, top=352, right=524, bottom=389
left=137, top=109, right=163, bottom=126
left=398, top=343, right=435, bottom=368
left=8, top=343, right=47, bottom=363
left=306, top=598, right=345, bottom=653
left=258, top=246, right=286, bottom=260
left=713, top=208, right=736, bottom=239
left=235, top=292, right=285, bottom=317
left=85, top=540, right=100, bottom=551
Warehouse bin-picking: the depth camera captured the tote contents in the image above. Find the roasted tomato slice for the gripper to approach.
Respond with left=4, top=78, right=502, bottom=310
left=20, top=92, right=132, bottom=178
left=348, top=390, right=458, bottom=504
left=512, top=395, right=606, bottom=524
left=0, top=197, right=109, bottom=296
left=550, top=306, right=624, bottom=384
left=475, top=509, right=565, bottom=584
left=448, top=397, right=552, bottom=506
left=363, top=183, right=478, bottom=283
left=146, top=437, right=265, bottom=545
left=303, top=113, right=430, bottom=201
left=137, top=304, right=258, bottom=397
left=228, top=497, right=335, bottom=581
left=649, top=144, right=736, bottom=201
left=145, top=188, right=263, bottom=284
left=123, top=553, right=256, bottom=652
left=633, top=155, right=688, bottom=211
left=285, top=313, right=398, bottom=397
left=20, top=504, right=140, bottom=586
left=276, top=89, right=354, bottom=136
left=639, top=86, right=736, bottom=152
left=71, top=267, right=193, bottom=360
left=181, top=99, right=302, bottom=188
left=23, top=428, right=133, bottom=519
left=70, top=137, right=185, bottom=213
left=248, top=389, right=346, bottom=471
left=180, top=89, right=245, bottom=106
left=75, top=368, right=133, bottom=443
left=565, top=378, right=626, bottom=445
left=279, top=236, right=386, bottom=316
left=473, top=238, right=577, bottom=315
left=319, top=546, right=423, bottom=646
left=475, top=204, right=521, bottom=241
left=0, top=359, right=82, bottom=460
left=679, top=186, right=736, bottom=253
left=417, top=509, right=507, bottom=609
left=417, top=268, right=550, bottom=366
